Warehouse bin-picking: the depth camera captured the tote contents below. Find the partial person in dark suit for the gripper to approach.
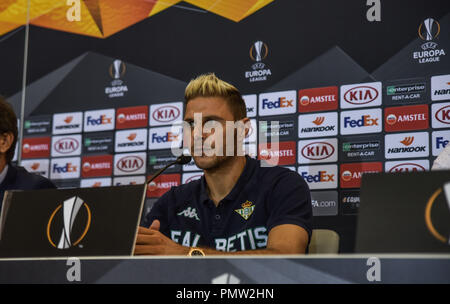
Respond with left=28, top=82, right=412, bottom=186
left=0, top=97, right=56, bottom=211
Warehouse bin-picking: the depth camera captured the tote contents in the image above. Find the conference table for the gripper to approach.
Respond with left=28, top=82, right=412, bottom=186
left=0, top=254, right=449, bottom=284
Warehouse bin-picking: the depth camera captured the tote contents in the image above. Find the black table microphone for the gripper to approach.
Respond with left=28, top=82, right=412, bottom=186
left=146, top=155, right=192, bottom=185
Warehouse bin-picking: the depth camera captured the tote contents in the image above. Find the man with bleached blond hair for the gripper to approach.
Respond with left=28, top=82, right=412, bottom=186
left=135, top=73, right=312, bottom=256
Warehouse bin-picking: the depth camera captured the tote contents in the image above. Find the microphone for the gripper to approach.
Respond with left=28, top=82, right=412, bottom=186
left=146, top=154, right=192, bottom=185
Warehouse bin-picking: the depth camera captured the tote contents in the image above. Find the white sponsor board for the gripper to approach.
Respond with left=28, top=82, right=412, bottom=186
left=182, top=172, right=203, bottom=184
left=340, top=108, right=382, bottom=135
left=431, top=74, right=450, bottom=101
left=340, top=82, right=382, bottom=109
left=431, top=102, right=450, bottom=128
left=384, top=132, right=429, bottom=159
left=20, top=159, right=50, bottom=178
left=298, top=164, right=338, bottom=190
left=243, top=94, right=257, bottom=117
left=149, top=102, right=183, bottom=126
left=385, top=159, right=429, bottom=173
left=258, top=90, right=296, bottom=116
left=299, top=112, right=338, bottom=138
left=115, top=128, right=148, bottom=152
left=51, top=134, right=82, bottom=157
left=148, top=126, right=182, bottom=150
left=114, top=152, right=147, bottom=176
left=298, top=138, right=338, bottom=164
left=113, top=175, right=146, bottom=186
left=50, top=157, right=80, bottom=179
left=83, top=109, right=115, bottom=132
left=432, top=130, right=450, bottom=156
left=80, top=178, right=112, bottom=188
left=52, top=112, right=83, bottom=135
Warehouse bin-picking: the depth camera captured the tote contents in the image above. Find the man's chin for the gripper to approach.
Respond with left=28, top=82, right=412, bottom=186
left=193, top=155, right=220, bottom=170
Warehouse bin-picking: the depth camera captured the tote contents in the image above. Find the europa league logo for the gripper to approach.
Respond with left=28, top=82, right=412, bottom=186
left=419, top=18, right=440, bottom=41
left=250, top=41, right=268, bottom=62
left=47, top=196, right=91, bottom=249
left=109, top=59, right=126, bottom=79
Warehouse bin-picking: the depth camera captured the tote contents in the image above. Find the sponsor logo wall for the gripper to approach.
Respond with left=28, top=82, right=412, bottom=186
left=20, top=73, right=450, bottom=213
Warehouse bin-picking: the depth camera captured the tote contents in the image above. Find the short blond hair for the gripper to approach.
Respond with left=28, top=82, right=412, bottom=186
left=184, top=73, right=247, bottom=120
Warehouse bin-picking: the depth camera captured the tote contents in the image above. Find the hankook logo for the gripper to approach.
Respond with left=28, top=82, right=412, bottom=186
left=47, top=196, right=91, bottom=249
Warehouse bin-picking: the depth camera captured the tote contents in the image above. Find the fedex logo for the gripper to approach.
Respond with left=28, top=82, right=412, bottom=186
left=436, top=136, right=449, bottom=149
left=298, top=165, right=337, bottom=189
left=432, top=130, right=450, bottom=156
left=148, top=126, right=182, bottom=150
left=259, top=90, right=296, bottom=116
left=86, top=115, right=112, bottom=126
left=84, top=109, right=115, bottom=132
left=340, top=109, right=382, bottom=135
left=50, top=157, right=80, bottom=179
left=262, top=97, right=294, bottom=109
left=151, top=132, right=179, bottom=143
left=52, top=163, right=77, bottom=173
left=301, top=171, right=335, bottom=183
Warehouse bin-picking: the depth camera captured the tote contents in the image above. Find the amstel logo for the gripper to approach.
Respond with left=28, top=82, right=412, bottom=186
left=425, top=184, right=450, bottom=245
left=47, top=196, right=91, bottom=249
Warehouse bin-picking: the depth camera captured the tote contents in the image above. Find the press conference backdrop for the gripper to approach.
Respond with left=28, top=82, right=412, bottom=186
left=1, top=0, right=449, bottom=252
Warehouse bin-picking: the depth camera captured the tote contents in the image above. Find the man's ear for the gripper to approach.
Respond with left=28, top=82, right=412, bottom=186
left=242, top=117, right=251, bottom=138
left=0, top=132, right=14, bottom=154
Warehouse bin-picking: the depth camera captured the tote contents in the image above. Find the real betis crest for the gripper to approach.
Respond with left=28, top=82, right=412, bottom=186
left=235, top=200, right=255, bottom=220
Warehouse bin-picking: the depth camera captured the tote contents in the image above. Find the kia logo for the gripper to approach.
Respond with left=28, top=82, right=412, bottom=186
left=185, top=174, right=202, bottom=184
left=54, top=138, right=79, bottom=154
left=344, top=86, right=379, bottom=105
left=152, top=106, right=180, bottom=123
left=117, top=156, right=144, bottom=172
left=301, top=142, right=335, bottom=160
left=389, top=163, right=426, bottom=173
left=435, top=105, right=450, bottom=124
